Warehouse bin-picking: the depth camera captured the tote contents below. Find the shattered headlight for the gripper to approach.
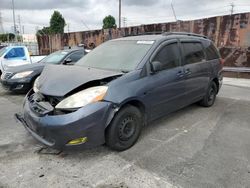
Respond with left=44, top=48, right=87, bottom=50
left=55, top=86, right=108, bottom=110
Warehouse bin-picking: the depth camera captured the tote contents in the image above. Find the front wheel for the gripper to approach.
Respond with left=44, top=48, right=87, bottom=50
left=105, top=105, right=143, bottom=151
left=199, top=81, right=217, bottom=107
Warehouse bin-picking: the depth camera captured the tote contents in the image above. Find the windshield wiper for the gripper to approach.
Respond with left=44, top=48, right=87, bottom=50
left=121, top=70, right=129, bottom=73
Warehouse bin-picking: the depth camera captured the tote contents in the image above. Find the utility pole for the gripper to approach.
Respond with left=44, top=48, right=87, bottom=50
left=12, top=0, right=17, bottom=41
left=119, top=0, right=121, bottom=29
left=0, top=11, right=4, bottom=34
left=171, top=0, right=177, bottom=22
left=230, top=2, right=235, bottom=15
left=171, top=0, right=181, bottom=31
left=17, top=15, right=22, bottom=42
left=18, top=15, right=21, bottom=34
left=228, top=2, right=235, bottom=45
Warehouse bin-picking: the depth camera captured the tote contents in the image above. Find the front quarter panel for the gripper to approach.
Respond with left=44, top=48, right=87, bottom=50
left=104, top=69, right=149, bottom=111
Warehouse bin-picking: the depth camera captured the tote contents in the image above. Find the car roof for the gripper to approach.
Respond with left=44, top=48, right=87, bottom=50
left=57, top=48, right=84, bottom=53
left=113, top=32, right=210, bottom=43
left=114, top=35, right=164, bottom=41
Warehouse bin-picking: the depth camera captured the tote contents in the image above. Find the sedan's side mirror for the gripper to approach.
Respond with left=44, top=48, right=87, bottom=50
left=151, top=61, right=163, bottom=73
left=64, top=58, right=72, bottom=65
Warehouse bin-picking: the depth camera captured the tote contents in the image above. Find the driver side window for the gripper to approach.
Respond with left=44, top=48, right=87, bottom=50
left=153, top=43, right=180, bottom=71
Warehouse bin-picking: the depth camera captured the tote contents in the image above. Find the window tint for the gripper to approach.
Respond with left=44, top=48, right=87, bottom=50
left=204, top=43, right=220, bottom=60
left=68, top=51, right=84, bottom=63
left=5, top=48, right=25, bottom=58
left=182, top=42, right=205, bottom=64
left=153, top=43, right=180, bottom=70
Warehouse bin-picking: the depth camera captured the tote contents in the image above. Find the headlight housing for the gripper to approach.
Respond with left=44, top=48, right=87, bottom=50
left=33, top=76, right=40, bottom=93
left=11, top=71, right=33, bottom=79
left=55, top=86, right=108, bottom=110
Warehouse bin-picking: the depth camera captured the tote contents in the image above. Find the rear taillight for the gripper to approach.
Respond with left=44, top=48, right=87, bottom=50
left=220, top=58, right=224, bottom=66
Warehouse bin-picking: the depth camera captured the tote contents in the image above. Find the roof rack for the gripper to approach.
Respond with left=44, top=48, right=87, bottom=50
left=163, top=32, right=208, bottom=39
left=124, top=31, right=163, bottom=37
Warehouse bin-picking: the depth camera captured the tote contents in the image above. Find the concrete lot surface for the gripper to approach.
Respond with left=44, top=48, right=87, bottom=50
left=0, top=80, right=250, bottom=188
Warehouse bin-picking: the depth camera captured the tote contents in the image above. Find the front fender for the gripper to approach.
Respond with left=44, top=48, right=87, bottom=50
left=104, top=97, right=148, bottom=128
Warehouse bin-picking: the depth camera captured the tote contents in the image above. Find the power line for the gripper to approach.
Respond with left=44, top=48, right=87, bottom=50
left=125, top=5, right=231, bottom=21
left=235, top=4, right=250, bottom=6
left=125, top=9, right=243, bottom=27
left=81, top=20, right=90, bottom=30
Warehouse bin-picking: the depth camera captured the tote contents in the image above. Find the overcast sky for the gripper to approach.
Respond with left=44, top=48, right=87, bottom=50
left=0, top=0, right=250, bottom=34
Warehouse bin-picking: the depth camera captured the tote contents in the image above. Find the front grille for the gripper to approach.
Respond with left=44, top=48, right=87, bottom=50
left=28, top=92, right=63, bottom=116
left=1, top=72, right=13, bottom=80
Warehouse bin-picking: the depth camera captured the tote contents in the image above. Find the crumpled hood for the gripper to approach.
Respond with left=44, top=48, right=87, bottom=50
left=38, top=64, right=122, bottom=97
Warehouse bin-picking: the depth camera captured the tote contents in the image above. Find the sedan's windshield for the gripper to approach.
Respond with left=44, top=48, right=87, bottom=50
left=76, top=40, right=154, bottom=72
left=40, top=51, right=68, bottom=64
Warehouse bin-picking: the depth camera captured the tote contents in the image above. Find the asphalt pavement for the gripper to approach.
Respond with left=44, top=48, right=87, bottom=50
left=0, top=79, right=250, bottom=188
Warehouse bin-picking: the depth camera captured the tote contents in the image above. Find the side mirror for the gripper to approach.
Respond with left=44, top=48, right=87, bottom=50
left=150, top=61, right=163, bottom=73
left=64, top=58, right=72, bottom=65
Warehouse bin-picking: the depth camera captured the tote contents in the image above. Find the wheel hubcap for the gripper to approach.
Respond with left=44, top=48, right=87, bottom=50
left=208, top=86, right=215, bottom=102
left=119, top=116, right=136, bottom=141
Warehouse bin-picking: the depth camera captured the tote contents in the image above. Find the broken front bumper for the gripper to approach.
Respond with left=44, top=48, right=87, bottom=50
left=15, top=94, right=114, bottom=150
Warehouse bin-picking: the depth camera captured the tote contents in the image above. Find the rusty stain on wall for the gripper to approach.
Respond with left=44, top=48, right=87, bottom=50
left=37, top=12, right=250, bottom=68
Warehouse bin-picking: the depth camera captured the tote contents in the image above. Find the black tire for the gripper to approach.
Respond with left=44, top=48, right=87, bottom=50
left=105, top=105, right=143, bottom=151
left=199, top=81, right=218, bottom=107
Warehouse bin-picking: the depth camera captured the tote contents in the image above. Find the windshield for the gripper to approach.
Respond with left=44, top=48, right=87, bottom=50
left=0, top=47, right=7, bottom=57
left=76, top=40, right=154, bottom=72
left=40, top=51, right=68, bottom=64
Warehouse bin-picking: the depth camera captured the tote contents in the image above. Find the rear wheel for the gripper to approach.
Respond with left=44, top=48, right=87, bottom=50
left=105, top=105, right=143, bottom=151
left=199, top=81, right=217, bottom=107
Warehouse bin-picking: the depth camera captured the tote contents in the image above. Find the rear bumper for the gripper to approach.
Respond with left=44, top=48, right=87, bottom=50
left=16, top=94, right=114, bottom=150
left=0, top=78, right=31, bottom=92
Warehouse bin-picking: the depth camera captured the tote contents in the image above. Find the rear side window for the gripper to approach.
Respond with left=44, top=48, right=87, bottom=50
left=5, top=48, right=25, bottom=58
left=182, top=42, right=205, bottom=64
left=153, top=43, right=180, bottom=70
left=204, top=42, right=220, bottom=60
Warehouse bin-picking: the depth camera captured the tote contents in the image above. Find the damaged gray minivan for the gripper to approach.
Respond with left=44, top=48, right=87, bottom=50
left=15, top=32, right=223, bottom=151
